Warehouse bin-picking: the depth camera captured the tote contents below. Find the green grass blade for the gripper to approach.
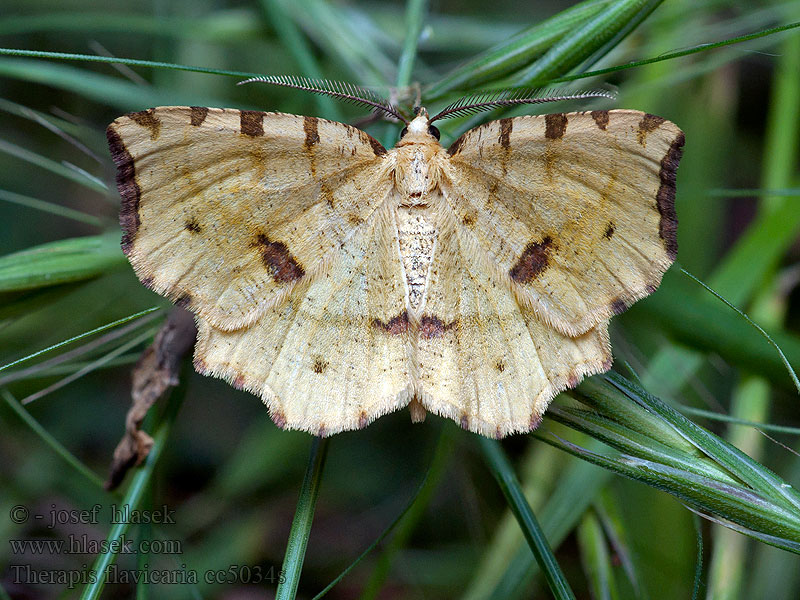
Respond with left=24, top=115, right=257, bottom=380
left=0, top=306, right=160, bottom=373
left=475, top=442, right=614, bottom=600
left=574, top=0, right=664, bottom=75
left=707, top=187, right=800, bottom=197
left=396, top=0, right=427, bottom=89
left=425, top=0, right=613, bottom=100
left=360, top=426, right=453, bottom=599
left=0, top=233, right=127, bottom=292
left=0, top=188, right=104, bottom=226
left=1, top=388, right=106, bottom=489
left=548, top=406, right=736, bottom=485
left=680, top=267, right=800, bottom=394
left=537, top=20, right=800, bottom=86
left=538, top=434, right=800, bottom=549
left=577, top=510, right=619, bottom=600
left=603, top=373, right=800, bottom=512
left=510, top=0, right=666, bottom=86
left=691, top=514, right=704, bottom=600
left=275, top=0, right=394, bottom=85
left=0, top=310, right=160, bottom=385
left=316, top=429, right=450, bottom=599
left=79, top=377, right=186, bottom=600
left=275, top=437, right=330, bottom=600
left=0, top=10, right=265, bottom=41
left=0, top=58, right=236, bottom=112
left=256, top=0, right=340, bottom=119
left=312, top=477, right=425, bottom=600
left=0, top=47, right=259, bottom=78
left=19, top=326, right=156, bottom=405
left=477, top=436, right=577, bottom=600
left=676, top=407, right=800, bottom=436
left=635, top=271, right=800, bottom=392
left=0, top=138, right=107, bottom=193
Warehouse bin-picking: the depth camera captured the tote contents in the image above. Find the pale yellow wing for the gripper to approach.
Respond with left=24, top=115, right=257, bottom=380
left=414, top=201, right=611, bottom=438
left=107, top=106, right=390, bottom=331
left=440, top=109, right=683, bottom=337
left=194, top=201, right=412, bottom=435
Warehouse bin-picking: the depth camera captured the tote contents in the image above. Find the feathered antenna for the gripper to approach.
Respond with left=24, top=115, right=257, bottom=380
left=429, top=87, right=617, bottom=122
left=238, top=75, right=408, bottom=124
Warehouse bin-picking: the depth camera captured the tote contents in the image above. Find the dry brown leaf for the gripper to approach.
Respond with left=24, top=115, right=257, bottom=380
left=106, top=308, right=196, bottom=490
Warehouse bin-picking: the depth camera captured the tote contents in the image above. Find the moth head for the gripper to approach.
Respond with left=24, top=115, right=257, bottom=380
left=399, top=107, right=441, bottom=142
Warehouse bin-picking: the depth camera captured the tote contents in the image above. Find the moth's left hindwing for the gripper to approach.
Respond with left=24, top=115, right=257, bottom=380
left=107, top=107, right=391, bottom=331
left=194, top=202, right=412, bottom=436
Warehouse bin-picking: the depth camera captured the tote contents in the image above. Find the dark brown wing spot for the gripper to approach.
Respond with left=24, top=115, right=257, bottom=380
left=462, top=212, right=476, bottom=227
left=420, top=315, right=456, bottom=339
left=303, top=116, right=320, bottom=149
left=318, top=424, right=328, bottom=437
left=372, top=311, right=410, bottom=335
left=509, top=236, right=555, bottom=284
left=272, top=411, right=287, bottom=429
left=190, top=106, right=209, bottom=126
left=611, top=298, right=627, bottom=315
left=358, top=411, right=369, bottom=429
left=545, top=113, right=568, bottom=139
left=567, top=374, right=580, bottom=388
left=359, top=130, right=386, bottom=156
left=128, top=108, right=161, bottom=140
left=347, top=213, right=364, bottom=226
left=637, top=113, right=666, bottom=146
left=657, top=132, right=684, bottom=260
left=193, top=356, right=208, bottom=375
left=312, top=357, right=329, bottom=374
left=107, top=126, right=141, bottom=256
left=175, top=295, right=192, bottom=309
left=185, top=219, right=201, bottom=233
left=498, top=118, right=513, bottom=148
left=240, top=110, right=264, bottom=137
left=140, top=277, right=154, bottom=289
left=447, top=133, right=467, bottom=156
left=495, top=360, right=505, bottom=373
left=232, top=374, right=246, bottom=390
left=251, top=234, right=305, bottom=283
left=590, top=110, right=609, bottom=131
left=320, top=183, right=335, bottom=209
left=460, top=413, right=469, bottom=430
left=604, top=222, right=615, bottom=239
left=529, top=413, right=543, bottom=430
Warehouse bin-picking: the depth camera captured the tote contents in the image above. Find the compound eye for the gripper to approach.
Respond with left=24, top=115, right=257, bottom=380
left=428, top=125, right=440, bottom=140
left=399, top=126, right=408, bottom=139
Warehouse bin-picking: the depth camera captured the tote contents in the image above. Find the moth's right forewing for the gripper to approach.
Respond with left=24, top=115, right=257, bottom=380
left=442, top=109, right=683, bottom=337
left=108, top=107, right=390, bottom=331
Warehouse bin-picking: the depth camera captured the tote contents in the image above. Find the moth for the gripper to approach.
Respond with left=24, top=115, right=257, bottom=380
left=107, top=79, right=683, bottom=438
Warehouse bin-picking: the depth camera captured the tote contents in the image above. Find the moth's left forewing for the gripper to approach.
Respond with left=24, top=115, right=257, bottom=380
left=108, top=107, right=391, bottom=332
left=441, top=109, right=684, bottom=337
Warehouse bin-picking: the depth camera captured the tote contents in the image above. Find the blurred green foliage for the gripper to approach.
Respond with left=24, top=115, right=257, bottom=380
left=1, top=0, right=800, bottom=598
